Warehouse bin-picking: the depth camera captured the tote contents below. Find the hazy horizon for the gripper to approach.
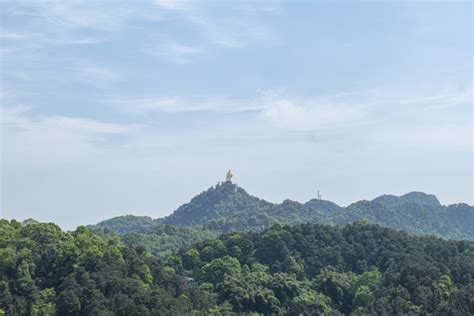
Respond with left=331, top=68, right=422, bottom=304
left=1, top=1, right=473, bottom=229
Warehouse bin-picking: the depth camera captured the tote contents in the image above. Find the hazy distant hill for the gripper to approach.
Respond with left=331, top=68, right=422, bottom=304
left=88, top=216, right=216, bottom=256
left=91, top=215, right=161, bottom=234
left=161, top=182, right=474, bottom=240
left=332, top=195, right=474, bottom=240
left=91, top=182, right=474, bottom=241
left=161, top=181, right=324, bottom=232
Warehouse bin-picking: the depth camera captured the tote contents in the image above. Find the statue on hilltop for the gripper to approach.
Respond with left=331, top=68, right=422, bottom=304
left=226, top=170, right=233, bottom=182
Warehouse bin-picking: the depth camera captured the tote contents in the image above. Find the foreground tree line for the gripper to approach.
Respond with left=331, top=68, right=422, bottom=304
left=0, top=219, right=473, bottom=315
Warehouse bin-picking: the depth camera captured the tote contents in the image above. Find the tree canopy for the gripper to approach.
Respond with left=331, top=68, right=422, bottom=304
left=160, top=182, right=474, bottom=240
left=1, top=219, right=473, bottom=315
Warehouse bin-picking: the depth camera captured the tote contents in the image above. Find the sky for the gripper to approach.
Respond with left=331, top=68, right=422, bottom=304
left=1, top=0, right=472, bottom=230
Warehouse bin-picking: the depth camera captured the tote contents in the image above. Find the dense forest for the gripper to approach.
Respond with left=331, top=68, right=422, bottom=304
left=89, top=216, right=216, bottom=257
left=94, top=182, right=474, bottom=242
left=2, top=182, right=473, bottom=314
left=172, top=222, right=474, bottom=315
left=0, top=219, right=212, bottom=315
left=1, top=219, right=473, bottom=315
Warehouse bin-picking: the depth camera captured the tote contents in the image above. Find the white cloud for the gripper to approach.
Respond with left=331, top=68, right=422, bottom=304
left=28, top=1, right=131, bottom=31
left=154, top=0, right=191, bottom=11
left=365, top=86, right=472, bottom=109
left=63, top=61, right=122, bottom=87
left=256, top=86, right=473, bottom=132
left=3, top=0, right=276, bottom=68
left=104, top=96, right=237, bottom=114
left=79, top=65, right=121, bottom=82
left=237, top=4, right=281, bottom=13
left=0, top=30, right=31, bottom=40
left=41, top=116, right=129, bottom=135
left=3, top=1, right=164, bottom=35
left=371, top=123, right=473, bottom=151
left=0, top=105, right=32, bottom=128
left=52, top=37, right=105, bottom=45
left=109, top=96, right=202, bottom=113
left=102, top=91, right=367, bottom=133
left=1, top=105, right=138, bottom=168
left=152, top=2, right=276, bottom=50
left=154, top=42, right=203, bottom=63
left=0, top=87, right=19, bottom=103
left=102, top=86, right=473, bottom=135
left=260, top=98, right=365, bottom=131
left=1, top=105, right=132, bottom=136
left=187, top=15, right=273, bottom=49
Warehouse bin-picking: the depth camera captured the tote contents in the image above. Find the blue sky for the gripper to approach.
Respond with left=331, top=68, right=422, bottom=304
left=1, top=0, right=472, bottom=229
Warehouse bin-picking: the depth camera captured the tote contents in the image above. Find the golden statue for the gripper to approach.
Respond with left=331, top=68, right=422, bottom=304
left=226, top=169, right=233, bottom=182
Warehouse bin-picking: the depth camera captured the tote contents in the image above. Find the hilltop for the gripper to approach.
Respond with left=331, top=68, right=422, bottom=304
left=161, top=181, right=328, bottom=232
left=92, top=182, right=474, bottom=241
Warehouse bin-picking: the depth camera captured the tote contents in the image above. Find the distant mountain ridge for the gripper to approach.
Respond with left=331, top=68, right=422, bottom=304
left=92, top=182, right=474, bottom=240
left=372, top=191, right=441, bottom=208
left=161, top=181, right=326, bottom=232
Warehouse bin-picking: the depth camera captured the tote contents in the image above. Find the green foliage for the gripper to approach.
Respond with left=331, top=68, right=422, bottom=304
left=353, top=285, right=373, bottom=309
left=88, top=215, right=160, bottom=234
left=175, top=222, right=474, bottom=314
left=290, top=288, right=332, bottom=315
left=31, top=288, right=56, bottom=316
left=162, top=182, right=327, bottom=233
left=157, top=183, right=474, bottom=240
left=202, top=256, right=241, bottom=284
left=0, top=220, right=214, bottom=315
left=1, top=212, right=473, bottom=314
left=89, top=217, right=217, bottom=256
left=333, top=198, right=474, bottom=240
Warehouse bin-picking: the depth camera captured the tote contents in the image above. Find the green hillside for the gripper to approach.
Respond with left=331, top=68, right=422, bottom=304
left=1, top=219, right=472, bottom=315
left=172, top=222, right=474, bottom=314
left=161, top=181, right=324, bottom=232
left=87, top=183, right=473, bottom=261
left=89, top=216, right=216, bottom=257
left=159, top=182, right=474, bottom=240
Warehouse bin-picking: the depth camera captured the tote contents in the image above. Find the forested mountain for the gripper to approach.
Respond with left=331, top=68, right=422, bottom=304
left=332, top=199, right=474, bottom=240
left=161, top=181, right=325, bottom=232
left=90, top=215, right=160, bottom=234
left=1, top=219, right=473, bottom=315
left=158, top=182, right=474, bottom=240
left=89, top=216, right=216, bottom=257
left=372, top=192, right=441, bottom=208
left=87, top=183, right=473, bottom=260
left=304, top=198, right=343, bottom=217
